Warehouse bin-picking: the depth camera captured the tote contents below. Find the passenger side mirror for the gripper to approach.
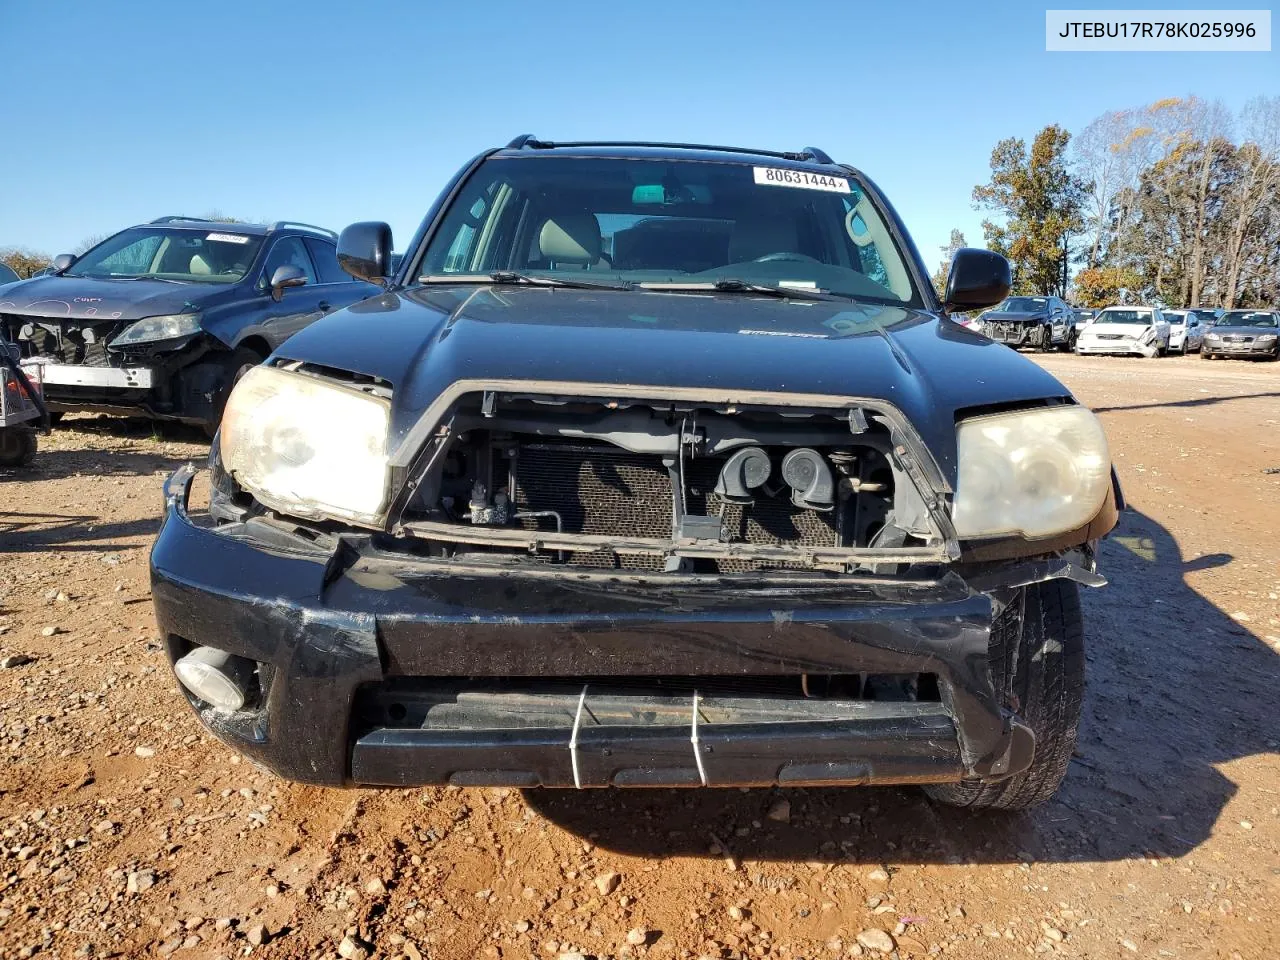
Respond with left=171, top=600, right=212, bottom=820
left=942, top=249, right=1010, bottom=315
left=337, top=222, right=393, bottom=285
left=51, top=253, right=76, bottom=275
left=269, top=264, right=307, bottom=302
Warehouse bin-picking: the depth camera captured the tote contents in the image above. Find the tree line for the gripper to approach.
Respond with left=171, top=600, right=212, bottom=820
left=934, top=95, right=1280, bottom=309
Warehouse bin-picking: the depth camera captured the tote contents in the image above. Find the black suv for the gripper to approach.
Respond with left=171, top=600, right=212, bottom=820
left=151, top=138, right=1122, bottom=810
left=0, top=217, right=378, bottom=432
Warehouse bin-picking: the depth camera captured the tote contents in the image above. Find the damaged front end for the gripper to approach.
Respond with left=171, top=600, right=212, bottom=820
left=151, top=373, right=1116, bottom=790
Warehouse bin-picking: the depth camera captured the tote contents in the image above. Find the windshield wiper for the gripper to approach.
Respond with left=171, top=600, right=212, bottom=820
left=420, top=272, right=632, bottom=292
left=638, top=279, right=844, bottom=302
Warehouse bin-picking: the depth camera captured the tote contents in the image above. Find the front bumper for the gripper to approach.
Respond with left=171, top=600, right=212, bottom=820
left=1076, top=338, right=1157, bottom=357
left=150, top=467, right=1036, bottom=789
left=1202, top=339, right=1278, bottom=357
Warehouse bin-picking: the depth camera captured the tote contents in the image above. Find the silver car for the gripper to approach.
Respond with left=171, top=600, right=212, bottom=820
left=1164, top=309, right=1208, bottom=354
left=1202, top=310, right=1280, bottom=360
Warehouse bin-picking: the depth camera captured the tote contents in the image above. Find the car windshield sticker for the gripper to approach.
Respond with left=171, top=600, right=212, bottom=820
left=753, top=167, right=851, bottom=193
left=206, top=233, right=250, bottom=244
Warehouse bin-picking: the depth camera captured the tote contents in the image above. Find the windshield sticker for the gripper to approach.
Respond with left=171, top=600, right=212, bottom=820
left=206, top=232, right=250, bottom=244
left=753, top=167, right=851, bottom=193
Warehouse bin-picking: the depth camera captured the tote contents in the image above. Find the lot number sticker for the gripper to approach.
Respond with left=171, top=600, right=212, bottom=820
left=753, top=167, right=850, bottom=193
left=206, top=232, right=251, bottom=244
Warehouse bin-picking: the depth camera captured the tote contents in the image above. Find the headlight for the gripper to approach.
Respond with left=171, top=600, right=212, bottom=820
left=220, top=366, right=390, bottom=525
left=953, top=406, right=1111, bottom=539
left=110, top=313, right=201, bottom=347
left=1257, top=334, right=1277, bottom=343
left=1205, top=332, right=1221, bottom=340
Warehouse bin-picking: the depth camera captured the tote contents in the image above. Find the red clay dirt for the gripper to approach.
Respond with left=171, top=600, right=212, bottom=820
left=0, top=353, right=1276, bottom=960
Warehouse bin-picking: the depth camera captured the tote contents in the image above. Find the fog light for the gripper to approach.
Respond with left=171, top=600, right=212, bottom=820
left=174, top=646, right=256, bottom=711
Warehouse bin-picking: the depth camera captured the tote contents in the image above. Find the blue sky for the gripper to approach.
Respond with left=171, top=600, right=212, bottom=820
left=1, top=0, right=1276, bottom=271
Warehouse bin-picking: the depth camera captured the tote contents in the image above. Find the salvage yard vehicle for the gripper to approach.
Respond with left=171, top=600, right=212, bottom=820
left=1201, top=309, right=1280, bottom=360
left=977, top=295, right=1076, bottom=351
left=0, top=325, right=47, bottom=467
left=1075, top=305, right=1171, bottom=357
left=1163, top=309, right=1206, bottom=354
left=151, top=138, right=1122, bottom=811
left=0, top=217, right=379, bottom=433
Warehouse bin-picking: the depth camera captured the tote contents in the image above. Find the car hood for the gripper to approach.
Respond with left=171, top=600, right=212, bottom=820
left=1081, top=322, right=1151, bottom=337
left=1209, top=325, right=1277, bottom=336
left=278, top=285, right=1073, bottom=482
left=983, top=310, right=1049, bottom=323
left=0, top=275, right=209, bottom=323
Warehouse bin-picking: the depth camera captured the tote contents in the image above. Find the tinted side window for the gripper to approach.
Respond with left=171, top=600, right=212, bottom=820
left=261, top=236, right=317, bottom=287
left=304, top=237, right=349, bottom=284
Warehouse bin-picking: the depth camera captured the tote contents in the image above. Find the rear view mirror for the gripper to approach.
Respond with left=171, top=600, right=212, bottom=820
left=943, top=249, right=1011, bottom=314
left=51, top=254, right=76, bottom=274
left=337, top=222, right=393, bottom=284
left=269, top=265, right=307, bottom=301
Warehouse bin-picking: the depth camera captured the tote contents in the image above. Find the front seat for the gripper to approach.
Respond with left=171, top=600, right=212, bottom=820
left=189, top=253, right=214, bottom=275
left=538, top=213, right=605, bottom=270
left=728, top=215, right=800, bottom=263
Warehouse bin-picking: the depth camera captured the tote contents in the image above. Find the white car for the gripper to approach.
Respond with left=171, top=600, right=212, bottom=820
left=1075, top=306, right=1171, bottom=358
left=1163, top=309, right=1209, bottom=354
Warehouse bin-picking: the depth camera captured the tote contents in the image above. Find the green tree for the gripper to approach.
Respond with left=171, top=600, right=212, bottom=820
left=973, top=125, right=1086, bottom=296
left=931, top=228, right=968, bottom=298
left=0, top=248, right=52, bottom=279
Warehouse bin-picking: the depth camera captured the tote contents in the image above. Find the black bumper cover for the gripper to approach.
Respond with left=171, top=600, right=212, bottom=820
left=149, top=467, right=1034, bottom=789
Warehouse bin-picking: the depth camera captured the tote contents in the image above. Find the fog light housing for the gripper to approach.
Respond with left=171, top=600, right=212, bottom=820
left=174, top=646, right=257, bottom=712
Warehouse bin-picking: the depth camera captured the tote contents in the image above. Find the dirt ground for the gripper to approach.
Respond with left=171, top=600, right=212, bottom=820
left=0, top=353, right=1277, bottom=960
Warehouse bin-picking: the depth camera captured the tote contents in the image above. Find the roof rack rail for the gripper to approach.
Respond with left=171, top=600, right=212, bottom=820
left=270, top=221, right=338, bottom=239
left=150, top=215, right=205, bottom=224
left=505, top=133, right=545, bottom=149
left=502, top=139, right=835, bottom=164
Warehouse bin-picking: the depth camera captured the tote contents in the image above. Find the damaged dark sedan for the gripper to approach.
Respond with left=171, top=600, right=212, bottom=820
left=978, top=295, right=1077, bottom=351
left=150, top=139, right=1121, bottom=810
left=0, top=218, right=376, bottom=432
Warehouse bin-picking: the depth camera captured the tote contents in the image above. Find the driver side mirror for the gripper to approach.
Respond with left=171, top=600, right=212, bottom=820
left=51, top=253, right=76, bottom=275
left=943, top=249, right=1011, bottom=315
left=269, top=265, right=307, bottom=302
left=337, top=221, right=393, bottom=285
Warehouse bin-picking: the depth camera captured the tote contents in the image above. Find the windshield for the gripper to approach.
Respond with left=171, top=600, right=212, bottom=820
left=416, top=156, right=921, bottom=306
left=1165, top=312, right=1186, bottom=326
left=1094, top=309, right=1152, bottom=325
left=994, top=297, right=1048, bottom=312
left=65, top=227, right=264, bottom=283
left=1216, top=311, right=1277, bottom=328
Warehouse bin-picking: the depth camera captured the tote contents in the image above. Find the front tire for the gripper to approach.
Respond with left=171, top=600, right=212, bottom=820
left=0, top=428, right=37, bottom=468
left=925, top=579, right=1085, bottom=811
left=203, top=347, right=265, bottom=439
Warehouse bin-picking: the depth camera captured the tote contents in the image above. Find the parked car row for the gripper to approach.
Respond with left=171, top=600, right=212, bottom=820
left=968, top=299, right=1277, bottom=361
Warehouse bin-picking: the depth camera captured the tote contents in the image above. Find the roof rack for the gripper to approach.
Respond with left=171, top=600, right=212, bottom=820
left=150, top=215, right=206, bottom=224
left=270, top=221, right=338, bottom=240
left=501, top=137, right=839, bottom=165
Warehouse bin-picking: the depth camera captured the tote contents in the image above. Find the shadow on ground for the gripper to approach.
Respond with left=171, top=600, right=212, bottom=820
left=0, top=415, right=205, bottom=483
left=1093, top=390, right=1280, bottom=414
left=524, top=509, right=1279, bottom=865
left=0, top=511, right=161, bottom=553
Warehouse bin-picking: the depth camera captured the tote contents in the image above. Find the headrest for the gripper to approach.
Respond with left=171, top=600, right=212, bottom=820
left=728, top=215, right=799, bottom=263
left=189, top=254, right=213, bottom=275
left=538, top=213, right=602, bottom=264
